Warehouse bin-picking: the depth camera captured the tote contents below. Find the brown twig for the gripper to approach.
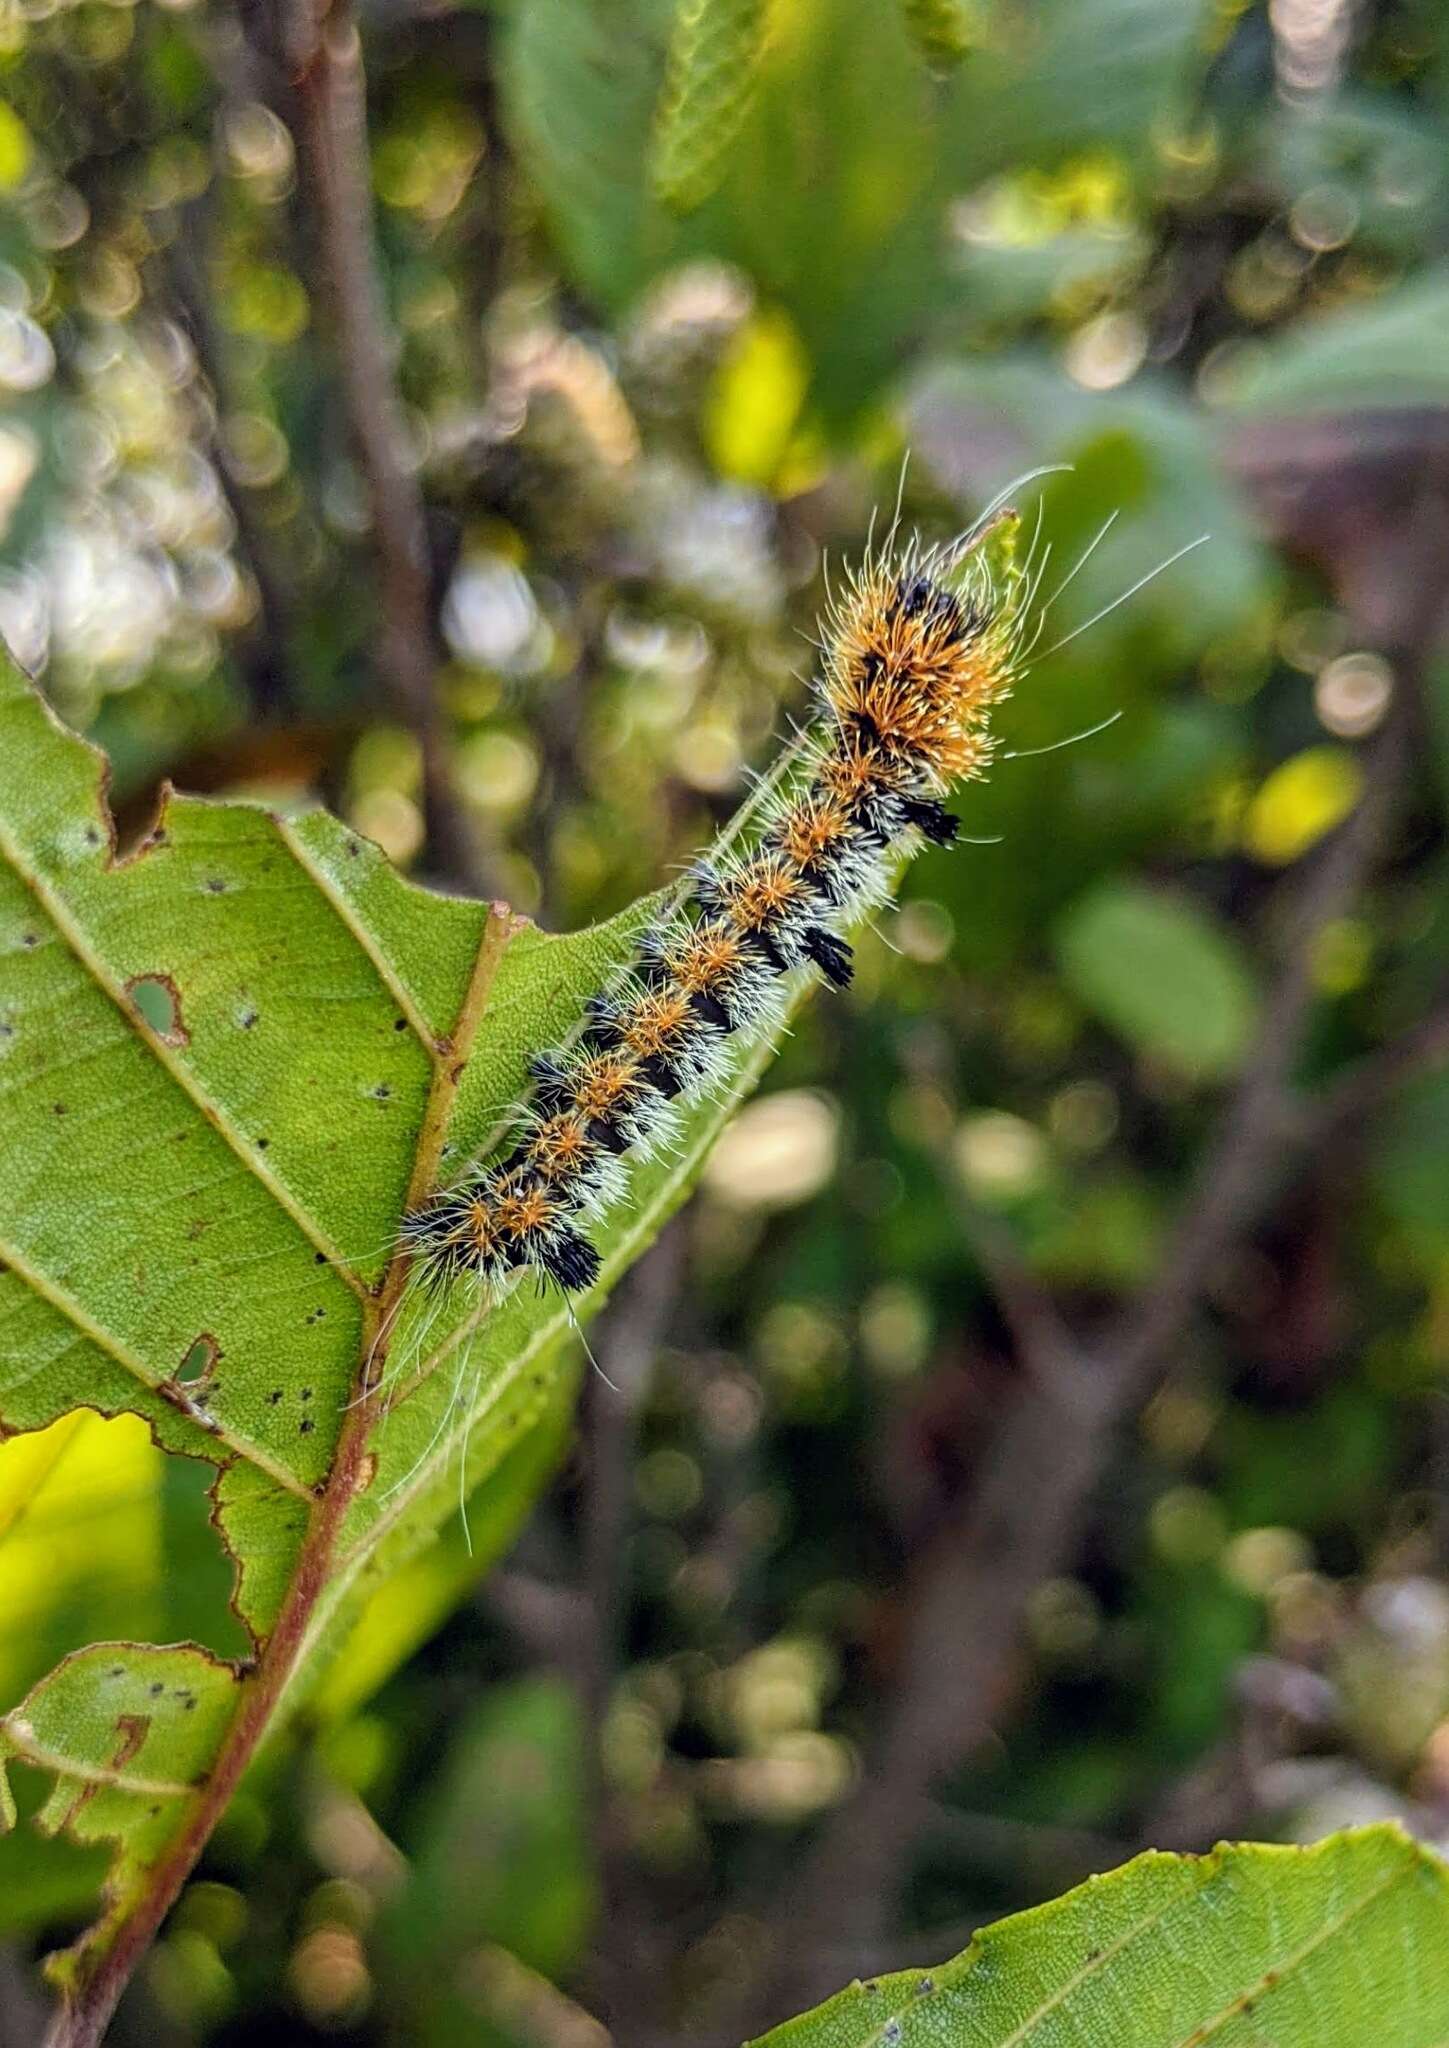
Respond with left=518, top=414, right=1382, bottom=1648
left=152, top=210, right=301, bottom=721
left=256, top=0, right=475, bottom=882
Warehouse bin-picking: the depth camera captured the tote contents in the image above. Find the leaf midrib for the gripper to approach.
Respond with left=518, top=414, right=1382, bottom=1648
left=869, top=1841, right=1424, bottom=2048
left=280, top=1019, right=789, bottom=1727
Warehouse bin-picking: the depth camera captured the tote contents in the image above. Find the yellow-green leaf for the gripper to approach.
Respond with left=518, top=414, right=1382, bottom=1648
left=750, top=1826, right=1449, bottom=2047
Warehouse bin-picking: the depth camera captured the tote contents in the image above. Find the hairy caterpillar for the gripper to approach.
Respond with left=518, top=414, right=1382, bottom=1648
left=400, top=511, right=1024, bottom=1304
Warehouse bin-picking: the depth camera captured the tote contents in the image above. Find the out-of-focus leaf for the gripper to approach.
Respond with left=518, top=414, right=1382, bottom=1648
left=1219, top=267, right=1449, bottom=413
left=1242, top=746, right=1362, bottom=866
left=652, top=0, right=769, bottom=214
left=0, top=1766, right=107, bottom=1938
left=375, top=1678, right=592, bottom=2047
left=951, top=226, right=1145, bottom=332
left=1261, top=97, right=1449, bottom=258
left=305, top=1378, right=575, bottom=1727
left=750, top=1826, right=1449, bottom=2046
left=504, top=0, right=1213, bottom=428
left=1372, top=1066, right=1449, bottom=1247
left=705, top=309, right=813, bottom=486
left=942, top=0, right=1211, bottom=185
left=0, top=1414, right=246, bottom=1713
left=1055, top=881, right=1258, bottom=1079
left=909, top=359, right=1275, bottom=658
left=502, top=0, right=679, bottom=310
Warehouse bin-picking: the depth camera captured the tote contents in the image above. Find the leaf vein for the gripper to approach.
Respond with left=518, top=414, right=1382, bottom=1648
left=0, top=818, right=371, bottom=1299
left=0, top=1234, right=313, bottom=1499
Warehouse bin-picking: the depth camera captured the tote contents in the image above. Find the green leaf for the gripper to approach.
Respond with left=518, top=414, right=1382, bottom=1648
left=503, top=0, right=1211, bottom=428
left=1055, top=881, right=1258, bottom=1079
left=1371, top=1064, right=1449, bottom=1249
left=909, top=362, right=1276, bottom=656
left=502, top=0, right=679, bottom=310
left=652, top=0, right=770, bottom=214
left=942, top=0, right=1211, bottom=186
left=749, top=1826, right=1449, bottom=2046
left=0, top=648, right=788, bottom=1991
left=375, top=1677, right=592, bottom=2045
left=1218, top=266, right=1449, bottom=414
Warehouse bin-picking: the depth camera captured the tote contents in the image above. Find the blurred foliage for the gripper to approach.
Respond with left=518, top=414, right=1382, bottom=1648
left=2, top=0, right=1449, bottom=2038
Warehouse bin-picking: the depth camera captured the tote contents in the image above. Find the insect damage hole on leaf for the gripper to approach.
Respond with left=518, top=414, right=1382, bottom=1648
left=125, top=975, right=188, bottom=1048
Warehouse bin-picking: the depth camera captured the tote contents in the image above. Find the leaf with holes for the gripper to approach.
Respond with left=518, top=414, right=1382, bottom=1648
left=0, top=648, right=785, bottom=2041
left=750, top=1826, right=1449, bottom=2047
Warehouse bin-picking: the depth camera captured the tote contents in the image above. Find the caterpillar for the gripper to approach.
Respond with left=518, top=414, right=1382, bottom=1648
left=399, top=512, right=1024, bottom=1304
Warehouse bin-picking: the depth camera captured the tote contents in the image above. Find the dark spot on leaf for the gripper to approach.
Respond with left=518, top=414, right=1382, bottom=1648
left=347, top=840, right=361, bottom=857
left=149, top=1682, right=164, bottom=1696
left=108, top=1665, right=124, bottom=1678
left=394, top=1017, right=408, bottom=1031
left=204, top=878, right=228, bottom=894
left=149, top=1805, right=161, bottom=1817
left=183, top=1696, right=197, bottom=1710
left=52, top=1102, right=66, bottom=1116
left=314, top=1252, right=327, bottom=1265
left=239, top=1008, right=258, bottom=1030
left=299, top=1417, right=315, bottom=1435
left=84, top=826, right=101, bottom=847
left=300, top=1387, right=313, bottom=1400
left=371, top=1084, right=391, bottom=1102
left=127, top=974, right=188, bottom=1047
left=916, top=1978, right=934, bottom=1995
left=268, top=1388, right=283, bottom=1405
left=152, top=828, right=168, bottom=844
left=256, top=1136, right=270, bottom=1150
left=20, top=931, right=38, bottom=948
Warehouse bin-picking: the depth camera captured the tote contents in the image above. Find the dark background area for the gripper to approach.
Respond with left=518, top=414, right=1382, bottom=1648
left=4, top=0, right=1449, bottom=2040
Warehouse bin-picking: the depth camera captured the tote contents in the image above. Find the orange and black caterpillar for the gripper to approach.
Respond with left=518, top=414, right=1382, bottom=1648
left=401, top=526, right=1020, bottom=1296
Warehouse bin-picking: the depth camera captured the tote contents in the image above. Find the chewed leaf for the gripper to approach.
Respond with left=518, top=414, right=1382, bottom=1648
left=749, top=1826, right=1449, bottom=2047
left=0, top=646, right=742, bottom=1988
left=0, top=1644, right=241, bottom=1993
left=1, top=508, right=1032, bottom=2017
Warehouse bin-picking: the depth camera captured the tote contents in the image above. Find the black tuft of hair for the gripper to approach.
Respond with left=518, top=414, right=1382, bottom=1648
left=528, top=1054, right=571, bottom=1112
left=802, top=925, right=854, bottom=989
left=900, top=795, right=959, bottom=846
left=539, top=1225, right=602, bottom=1292
left=641, top=1054, right=683, bottom=1099
left=687, top=987, right=732, bottom=1030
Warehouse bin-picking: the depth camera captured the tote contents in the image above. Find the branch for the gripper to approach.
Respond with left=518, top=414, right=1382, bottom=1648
left=261, top=0, right=475, bottom=882
left=151, top=210, right=302, bottom=722
left=1292, top=991, right=1449, bottom=1158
